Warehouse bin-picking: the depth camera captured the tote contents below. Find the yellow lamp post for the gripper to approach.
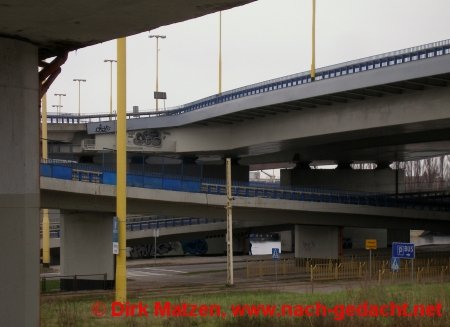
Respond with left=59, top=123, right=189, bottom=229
left=115, top=37, right=127, bottom=303
left=41, top=94, right=50, bottom=268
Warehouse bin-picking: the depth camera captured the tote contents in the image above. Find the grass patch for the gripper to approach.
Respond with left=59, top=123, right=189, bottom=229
left=41, top=282, right=450, bottom=326
left=41, top=279, right=61, bottom=293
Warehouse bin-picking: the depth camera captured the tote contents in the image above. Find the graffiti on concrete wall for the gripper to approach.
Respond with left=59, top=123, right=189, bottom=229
left=132, top=130, right=162, bottom=147
left=127, top=242, right=181, bottom=258
left=126, top=239, right=209, bottom=259
left=302, top=240, right=316, bottom=252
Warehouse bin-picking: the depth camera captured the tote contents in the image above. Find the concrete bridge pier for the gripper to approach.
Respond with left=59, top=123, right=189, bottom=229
left=0, top=38, right=39, bottom=326
left=60, top=211, right=114, bottom=290
left=294, top=225, right=341, bottom=259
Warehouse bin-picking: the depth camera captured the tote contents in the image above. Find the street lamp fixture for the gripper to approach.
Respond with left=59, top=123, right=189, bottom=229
left=51, top=104, right=63, bottom=115
left=54, top=93, right=66, bottom=114
left=73, top=79, right=86, bottom=115
left=104, top=59, right=117, bottom=118
left=149, top=34, right=166, bottom=111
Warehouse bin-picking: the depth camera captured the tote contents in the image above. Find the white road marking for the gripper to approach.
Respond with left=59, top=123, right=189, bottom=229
left=127, top=271, right=165, bottom=277
left=139, top=267, right=187, bottom=274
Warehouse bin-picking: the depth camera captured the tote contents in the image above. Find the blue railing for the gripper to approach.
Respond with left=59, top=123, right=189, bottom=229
left=126, top=217, right=221, bottom=232
left=46, top=39, right=450, bottom=125
left=44, top=217, right=222, bottom=238
left=40, top=162, right=449, bottom=212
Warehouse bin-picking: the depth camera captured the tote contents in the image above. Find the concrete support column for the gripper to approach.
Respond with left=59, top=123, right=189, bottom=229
left=0, top=38, right=39, bottom=326
left=60, top=211, right=114, bottom=290
left=294, top=225, right=339, bottom=259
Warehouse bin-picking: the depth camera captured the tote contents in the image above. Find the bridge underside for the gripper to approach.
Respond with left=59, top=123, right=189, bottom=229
left=1, top=0, right=254, bottom=60
left=41, top=178, right=450, bottom=232
left=49, top=70, right=450, bottom=167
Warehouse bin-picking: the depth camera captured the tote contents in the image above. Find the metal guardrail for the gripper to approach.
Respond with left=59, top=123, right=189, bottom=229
left=246, top=255, right=450, bottom=284
left=40, top=162, right=450, bottom=212
left=127, top=217, right=221, bottom=232
left=45, top=39, right=450, bottom=125
left=41, top=217, right=222, bottom=238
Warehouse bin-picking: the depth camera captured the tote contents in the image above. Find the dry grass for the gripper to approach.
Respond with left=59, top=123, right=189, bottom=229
left=41, top=282, right=450, bottom=327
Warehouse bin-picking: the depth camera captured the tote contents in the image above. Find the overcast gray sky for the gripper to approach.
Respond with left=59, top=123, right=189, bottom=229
left=46, top=0, right=450, bottom=115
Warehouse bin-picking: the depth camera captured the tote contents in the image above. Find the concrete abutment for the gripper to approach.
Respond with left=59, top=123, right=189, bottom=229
left=60, top=211, right=114, bottom=290
left=0, top=37, right=40, bottom=327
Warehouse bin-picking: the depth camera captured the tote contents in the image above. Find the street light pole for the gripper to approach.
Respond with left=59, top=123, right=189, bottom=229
left=51, top=104, right=62, bottom=115
left=219, top=11, right=222, bottom=94
left=73, top=79, right=86, bottom=115
left=311, top=0, right=316, bottom=81
left=115, top=37, right=127, bottom=303
left=104, top=59, right=117, bottom=118
left=41, top=94, right=50, bottom=268
left=149, top=34, right=166, bottom=111
left=226, top=158, right=234, bottom=286
left=54, top=93, right=66, bottom=114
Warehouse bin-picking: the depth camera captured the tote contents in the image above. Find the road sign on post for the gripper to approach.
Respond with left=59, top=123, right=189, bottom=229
left=112, top=216, right=119, bottom=254
left=391, top=257, right=400, bottom=272
left=272, top=248, right=280, bottom=260
left=392, top=242, right=415, bottom=281
left=392, top=242, right=415, bottom=259
left=365, top=239, right=377, bottom=280
left=365, top=239, right=377, bottom=250
left=272, top=248, right=280, bottom=283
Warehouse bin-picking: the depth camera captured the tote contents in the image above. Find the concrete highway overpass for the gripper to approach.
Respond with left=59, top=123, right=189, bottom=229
left=39, top=168, right=450, bottom=290
left=41, top=177, right=450, bottom=232
left=0, top=1, right=255, bottom=325
left=48, top=40, right=450, bottom=167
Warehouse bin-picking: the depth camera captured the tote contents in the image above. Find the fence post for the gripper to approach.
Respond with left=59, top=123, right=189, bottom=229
left=103, top=273, right=107, bottom=290
left=378, top=269, right=382, bottom=285
left=416, top=268, right=422, bottom=283
left=246, top=261, right=249, bottom=279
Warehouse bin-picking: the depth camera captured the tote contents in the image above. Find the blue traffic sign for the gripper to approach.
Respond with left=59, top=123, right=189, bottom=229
left=391, top=257, right=400, bottom=272
left=392, top=242, right=415, bottom=259
left=112, top=216, right=119, bottom=243
left=112, top=216, right=119, bottom=254
left=272, top=248, right=280, bottom=260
